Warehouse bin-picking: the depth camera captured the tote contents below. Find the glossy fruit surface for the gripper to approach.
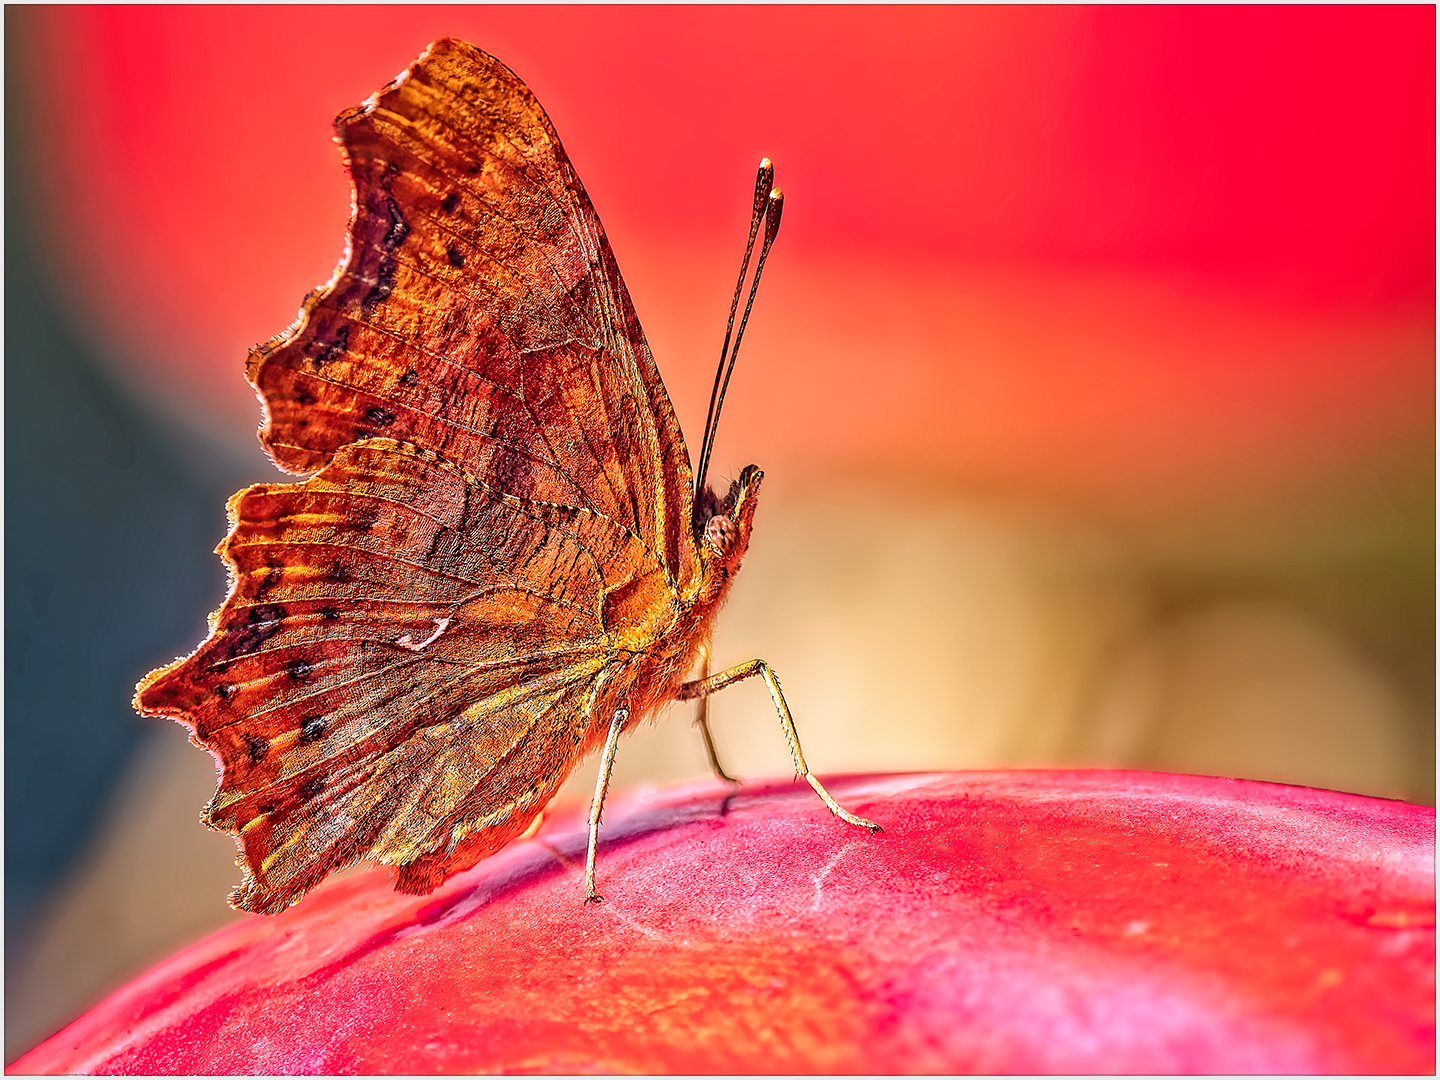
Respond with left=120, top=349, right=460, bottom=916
left=12, top=771, right=1434, bottom=1074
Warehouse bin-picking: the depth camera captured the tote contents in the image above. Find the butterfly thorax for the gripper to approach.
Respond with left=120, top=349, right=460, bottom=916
left=607, top=464, right=763, bottom=723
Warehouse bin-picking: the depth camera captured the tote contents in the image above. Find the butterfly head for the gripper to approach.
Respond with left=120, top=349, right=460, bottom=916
left=699, top=464, right=763, bottom=575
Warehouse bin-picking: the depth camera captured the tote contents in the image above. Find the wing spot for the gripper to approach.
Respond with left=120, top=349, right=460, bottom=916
left=364, top=406, right=396, bottom=426
left=212, top=604, right=286, bottom=666
left=299, top=776, right=325, bottom=801
left=287, top=658, right=313, bottom=682
left=300, top=716, right=325, bottom=744
left=446, top=244, right=466, bottom=268
left=246, top=735, right=268, bottom=764
left=360, top=172, right=410, bottom=313
left=253, top=564, right=284, bottom=598
left=307, top=324, right=350, bottom=368
left=440, top=191, right=461, bottom=213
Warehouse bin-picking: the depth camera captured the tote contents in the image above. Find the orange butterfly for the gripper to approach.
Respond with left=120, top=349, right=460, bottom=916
left=136, top=38, right=878, bottom=914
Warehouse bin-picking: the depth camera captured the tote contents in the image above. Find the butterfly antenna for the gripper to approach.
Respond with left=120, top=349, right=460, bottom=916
left=695, top=159, right=775, bottom=517
left=697, top=188, right=783, bottom=516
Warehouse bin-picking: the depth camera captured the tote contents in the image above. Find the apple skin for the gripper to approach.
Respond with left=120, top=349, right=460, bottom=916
left=11, top=771, right=1434, bottom=1074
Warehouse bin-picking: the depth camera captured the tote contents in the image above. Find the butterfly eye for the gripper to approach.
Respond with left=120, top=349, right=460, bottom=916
left=704, top=514, right=738, bottom=558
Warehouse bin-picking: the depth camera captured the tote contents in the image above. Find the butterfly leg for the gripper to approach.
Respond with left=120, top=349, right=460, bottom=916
left=693, top=639, right=741, bottom=785
left=584, top=705, right=629, bottom=904
left=677, top=661, right=881, bottom=834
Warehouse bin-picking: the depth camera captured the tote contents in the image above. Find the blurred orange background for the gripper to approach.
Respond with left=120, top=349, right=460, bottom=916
left=6, top=5, right=1433, bottom=1060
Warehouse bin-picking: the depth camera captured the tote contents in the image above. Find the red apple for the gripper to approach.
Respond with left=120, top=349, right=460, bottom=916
left=11, top=771, right=1434, bottom=1073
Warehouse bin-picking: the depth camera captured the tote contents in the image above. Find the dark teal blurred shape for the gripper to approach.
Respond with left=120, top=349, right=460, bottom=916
left=4, top=47, right=227, bottom=929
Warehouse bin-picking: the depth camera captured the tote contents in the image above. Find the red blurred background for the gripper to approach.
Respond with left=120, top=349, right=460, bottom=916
left=5, top=4, right=1434, bottom=1061
left=23, top=5, right=1437, bottom=501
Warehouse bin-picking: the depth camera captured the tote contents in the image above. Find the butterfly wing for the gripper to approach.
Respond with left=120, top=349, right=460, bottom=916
left=137, top=40, right=702, bottom=912
left=254, top=37, right=699, bottom=585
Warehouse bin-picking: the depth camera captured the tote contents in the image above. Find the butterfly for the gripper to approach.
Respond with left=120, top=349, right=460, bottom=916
left=135, top=37, right=878, bottom=914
